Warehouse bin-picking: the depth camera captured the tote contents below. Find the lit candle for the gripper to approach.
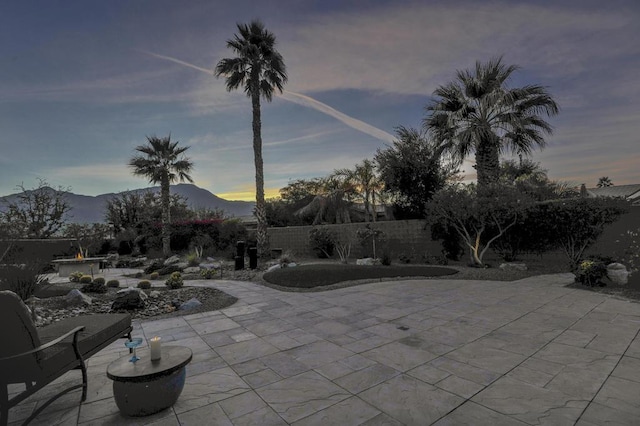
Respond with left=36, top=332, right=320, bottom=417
left=150, top=336, right=162, bottom=360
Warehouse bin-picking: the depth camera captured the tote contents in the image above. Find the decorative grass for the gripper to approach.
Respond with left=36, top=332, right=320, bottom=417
left=263, top=264, right=458, bottom=289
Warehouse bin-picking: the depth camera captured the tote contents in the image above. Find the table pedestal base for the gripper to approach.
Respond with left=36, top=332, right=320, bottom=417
left=112, top=367, right=186, bottom=417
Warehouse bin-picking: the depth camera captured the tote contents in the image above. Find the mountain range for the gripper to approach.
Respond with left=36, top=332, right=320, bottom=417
left=0, top=184, right=255, bottom=224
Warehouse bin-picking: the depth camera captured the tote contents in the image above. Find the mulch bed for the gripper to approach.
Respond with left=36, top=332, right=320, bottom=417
left=263, top=264, right=458, bottom=289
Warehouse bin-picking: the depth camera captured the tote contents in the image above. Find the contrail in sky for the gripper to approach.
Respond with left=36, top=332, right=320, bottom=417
left=139, top=50, right=396, bottom=144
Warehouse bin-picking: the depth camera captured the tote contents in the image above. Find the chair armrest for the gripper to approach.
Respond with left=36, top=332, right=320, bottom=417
left=0, top=326, right=85, bottom=362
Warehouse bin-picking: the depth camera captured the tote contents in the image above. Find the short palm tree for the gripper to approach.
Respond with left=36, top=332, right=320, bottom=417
left=334, top=159, right=383, bottom=222
left=597, top=176, right=613, bottom=188
left=129, top=135, right=193, bottom=257
left=424, top=57, right=559, bottom=189
left=215, top=20, right=287, bottom=257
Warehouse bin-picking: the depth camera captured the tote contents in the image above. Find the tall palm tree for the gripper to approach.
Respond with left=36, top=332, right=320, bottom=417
left=215, top=20, right=287, bottom=257
left=424, top=57, right=559, bottom=189
left=129, top=135, right=193, bottom=257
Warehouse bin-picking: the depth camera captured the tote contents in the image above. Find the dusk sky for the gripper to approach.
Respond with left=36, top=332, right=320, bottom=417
left=1, top=0, right=638, bottom=201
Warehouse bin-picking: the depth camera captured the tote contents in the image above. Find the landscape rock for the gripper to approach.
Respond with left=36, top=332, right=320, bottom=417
left=176, top=262, right=189, bottom=269
left=356, top=258, right=375, bottom=266
left=65, top=289, right=92, bottom=307
left=499, top=263, right=528, bottom=271
left=184, top=266, right=200, bottom=274
left=149, top=290, right=161, bottom=298
left=179, top=298, right=202, bottom=310
left=607, top=263, right=629, bottom=285
left=112, top=288, right=147, bottom=310
left=267, top=264, right=281, bottom=273
left=164, top=255, right=181, bottom=265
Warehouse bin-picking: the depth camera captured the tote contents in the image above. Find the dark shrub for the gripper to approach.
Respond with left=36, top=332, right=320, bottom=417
left=137, top=280, right=151, bottom=289
left=106, top=279, right=120, bottom=288
left=79, top=275, right=93, bottom=284
left=309, top=227, right=336, bottom=258
left=82, top=280, right=107, bottom=293
left=0, top=264, right=47, bottom=301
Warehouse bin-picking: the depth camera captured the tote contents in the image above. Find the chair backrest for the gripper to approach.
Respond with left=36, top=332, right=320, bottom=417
left=0, top=291, right=41, bottom=381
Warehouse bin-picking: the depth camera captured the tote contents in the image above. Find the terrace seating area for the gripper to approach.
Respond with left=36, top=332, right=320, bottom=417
left=3, top=271, right=640, bottom=425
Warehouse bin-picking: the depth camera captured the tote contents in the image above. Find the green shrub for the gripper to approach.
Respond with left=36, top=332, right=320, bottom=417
left=106, top=279, right=120, bottom=288
left=149, top=272, right=160, bottom=280
left=186, top=252, right=200, bottom=267
left=309, top=227, right=336, bottom=258
left=69, top=271, right=84, bottom=283
left=200, top=268, right=216, bottom=279
left=137, top=280, right=151, bottom=289
left=575, top=259, right=608, bottom=286
left=165, top=272, right=183, bottom=289
left=93, top=277, right=105, bottom=285
left=134, top=271, right=143, bottom=278
left=158, top=265, right=183, bottom=276
left=79, top=275, right=93, bottom=284
left=381, top=251, right=392, bottom=266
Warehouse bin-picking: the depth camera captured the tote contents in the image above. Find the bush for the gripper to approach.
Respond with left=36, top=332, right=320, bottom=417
left=0, top=264, right=47, bottom=301
left=575, top=258, right=608, bottom=286
left=157, top=265, right=183, bottom=276
left=106, top=279, right=120, bottom=288
left=134, top=271, right=143, bottom=278
left=69, top=271, right=84, bottom=283
left=165, top=272, right=183, bottom=289
left=81, top=281, right=107, bottom=294
left=148, top=271, right=159, bottom=280
left=186, top=252, right=200, bottom=267
left=93, top=277, right=105, bottom=285
left=200, top=268, right=216, bottom=279
left=309, top=227, right=336, bottom=258
left=79, top=275, right=93, bottom=284
left=381, top=251, right=392, bottom=266
left=137, top=280, right=151, bottom=289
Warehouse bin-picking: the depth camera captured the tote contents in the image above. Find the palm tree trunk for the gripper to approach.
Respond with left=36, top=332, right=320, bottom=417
left=161, top=174, right=171, bottom=257
left=475, top=139, right=500, bottom=189
left=251, top=84, right=269, bottom=258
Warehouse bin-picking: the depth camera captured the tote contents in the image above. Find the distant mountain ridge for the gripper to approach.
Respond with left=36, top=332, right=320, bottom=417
left=0, top=184, right=255, bottom=224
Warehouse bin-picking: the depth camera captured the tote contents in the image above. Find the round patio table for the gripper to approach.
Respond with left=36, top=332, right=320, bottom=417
left=107, top=345, right=192, bottom=417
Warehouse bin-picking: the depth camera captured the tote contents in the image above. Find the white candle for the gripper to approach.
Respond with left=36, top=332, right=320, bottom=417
left=150, top=336, right=162, bottom=360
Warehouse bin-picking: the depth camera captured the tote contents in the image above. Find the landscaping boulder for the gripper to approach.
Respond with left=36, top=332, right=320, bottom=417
left=164, top=255, right=181, bottom=265
left=179, top=298, right=202, bottom=311
left=184, top=266, right=200, bottom=274
left=499, top=263, right=528, bottom=272
left=356, top=258, right=376, bottom=266
left=65, top=289, right=92, bottom=307
left=149, top=290, right=161, bottom=299
left=607, top=263, right=629, bottom=285
left=267, top=264, right=281, bottom=273
left=112, top=287, right=147, bottom=310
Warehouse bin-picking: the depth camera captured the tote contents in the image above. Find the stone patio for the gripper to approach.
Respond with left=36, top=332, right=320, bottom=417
left=7, top=272, right=640, bottom=425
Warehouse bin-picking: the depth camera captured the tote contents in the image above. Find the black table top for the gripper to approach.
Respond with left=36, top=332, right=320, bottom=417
left=107, top=346, right=192, bottom=382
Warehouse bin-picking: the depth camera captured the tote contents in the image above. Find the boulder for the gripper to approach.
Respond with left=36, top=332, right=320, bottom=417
left=112, top=288, right=147, bottom=310
left=179, top=298, right=202, bottom=311
left=65, top=289, right=92, bottom=307
left=607, top=263, right=629, bottom=285
left=499, top=263, right=528, bottom=272
left=164, top=255, right=181, bottom=265
left=356, top=258, right=375, bottom=266
left=267, top=264, right=281, bottom=273
left=149, top=290, right=161, bottom=299
left=184, top=266, right=200, bottom=274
